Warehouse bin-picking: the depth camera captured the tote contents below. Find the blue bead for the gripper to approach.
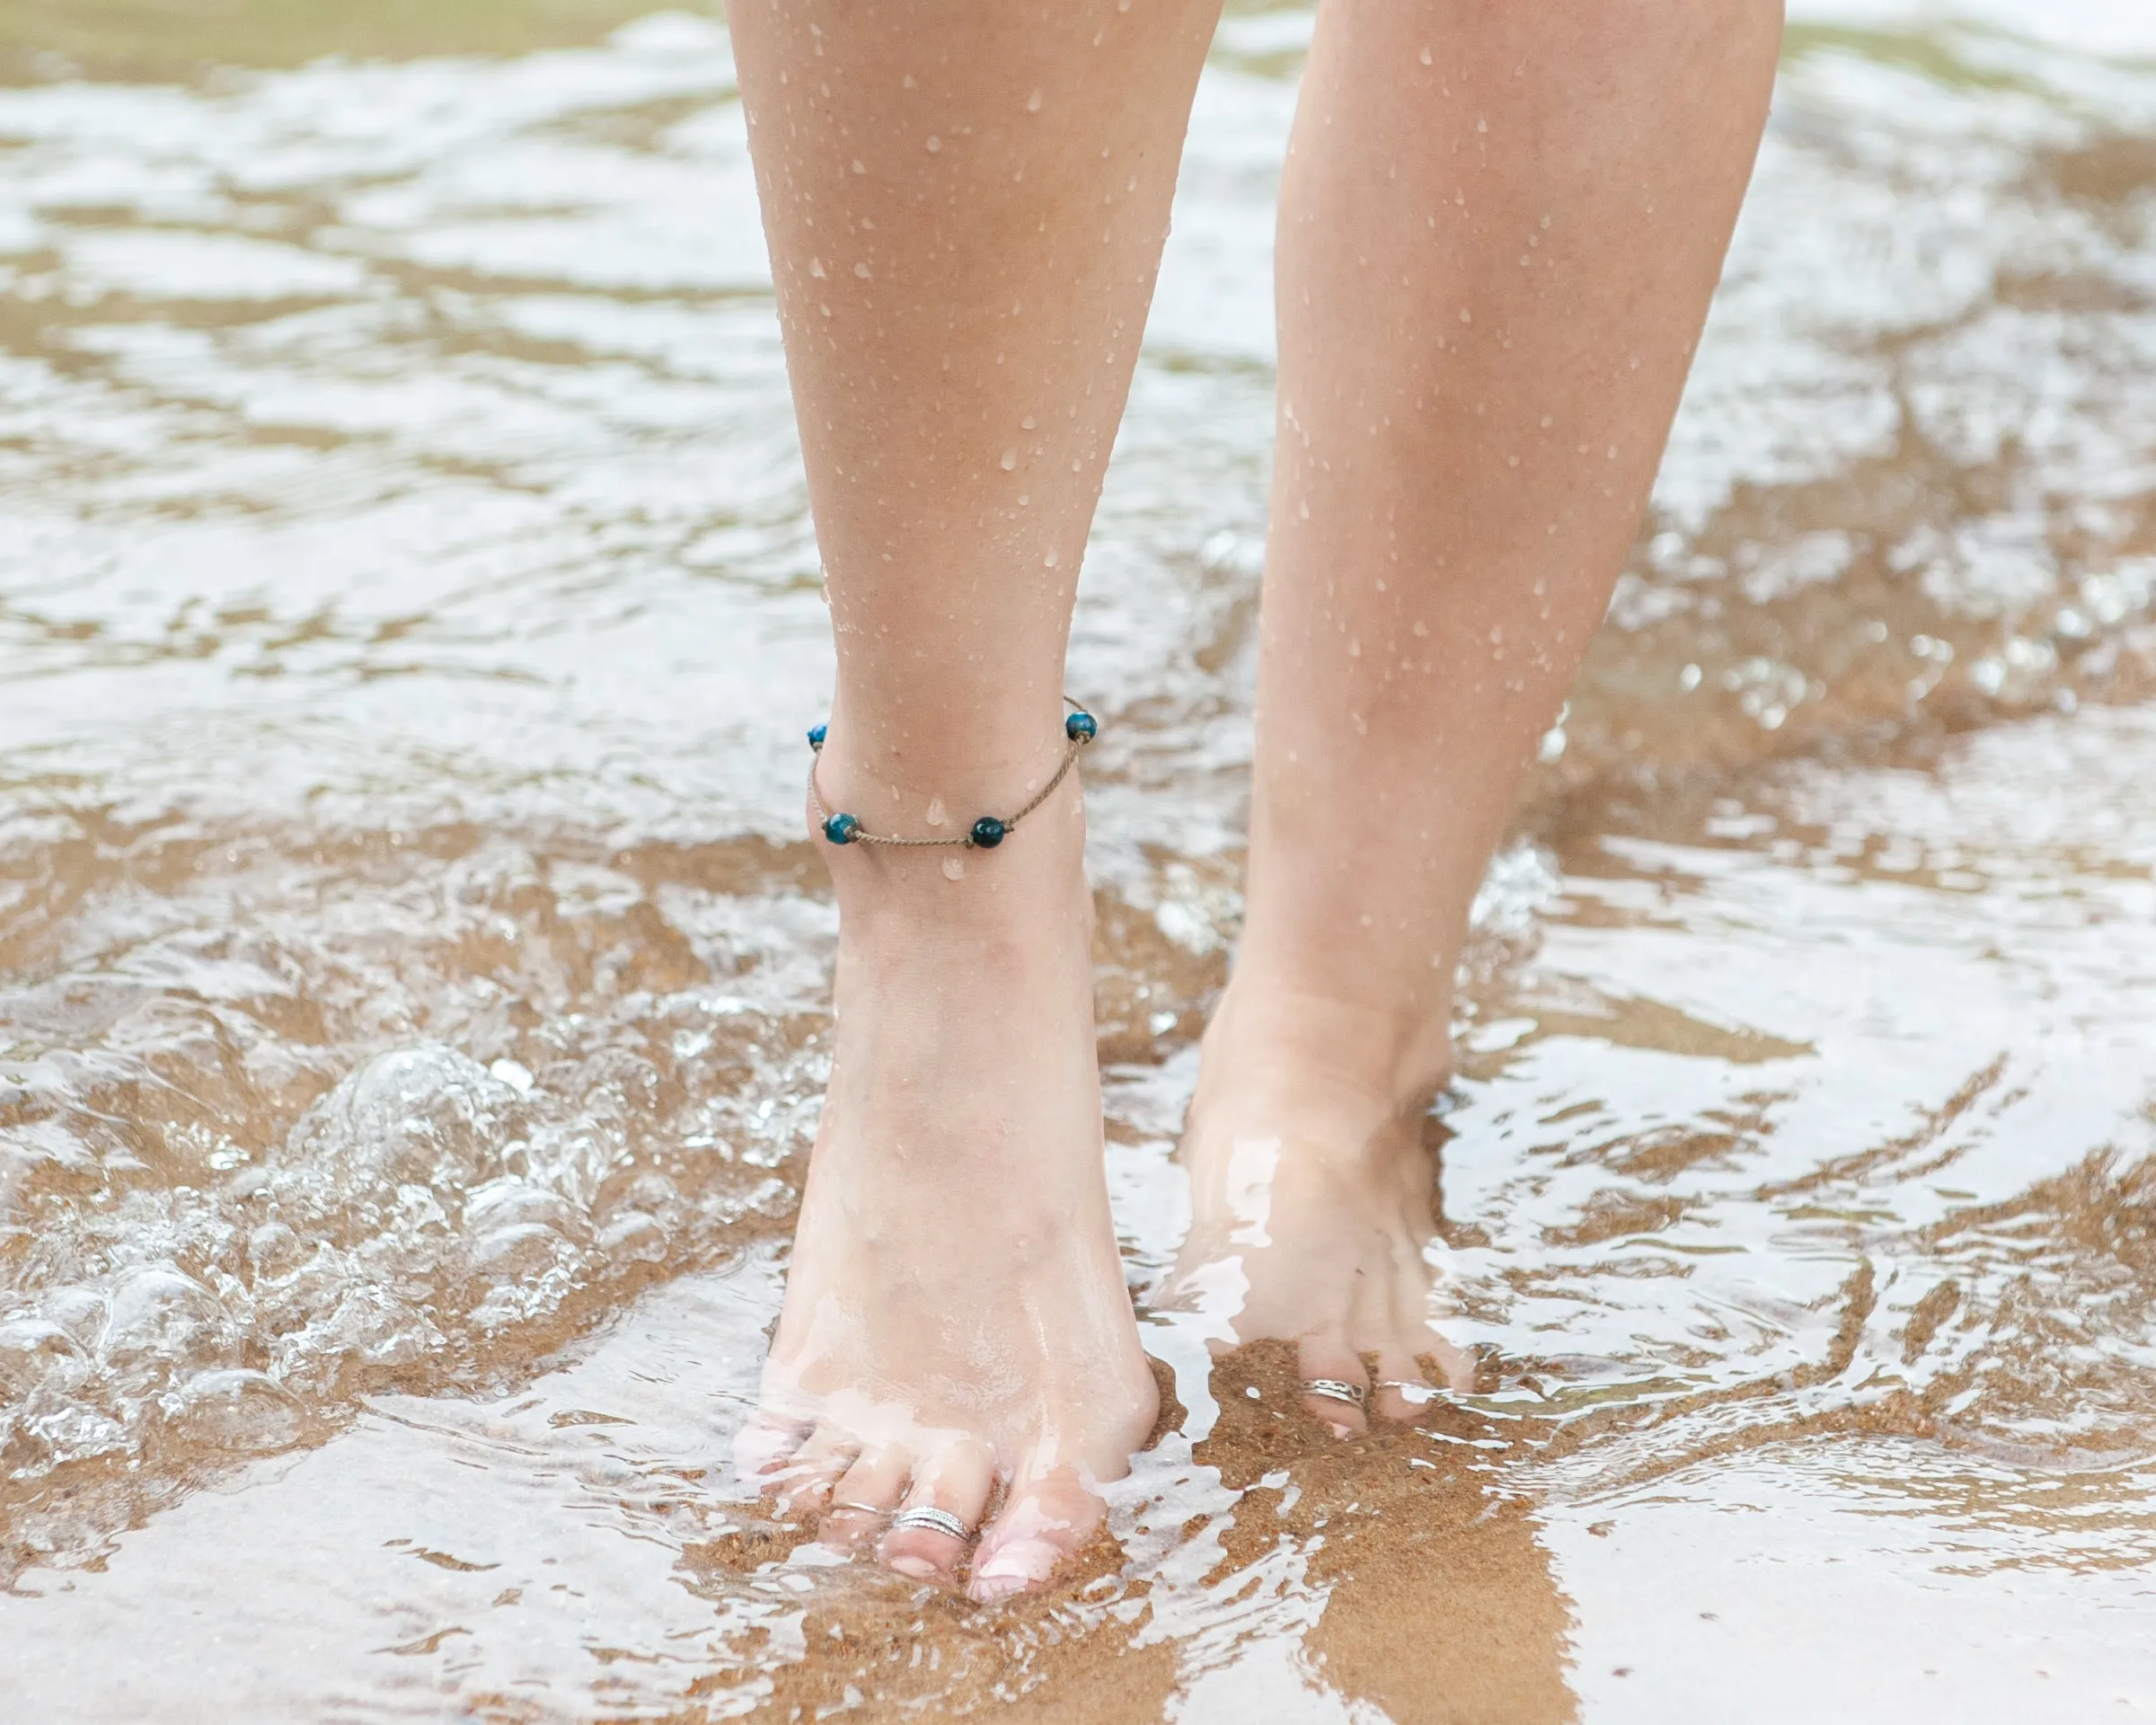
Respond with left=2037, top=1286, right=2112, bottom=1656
left=807, top=722, right=827, bottom=750
left=1065, top=710, right=1097, bottom=743
left=969, top=816, right=1006, bottom=849
left=823, top=812, right=859, bottom=845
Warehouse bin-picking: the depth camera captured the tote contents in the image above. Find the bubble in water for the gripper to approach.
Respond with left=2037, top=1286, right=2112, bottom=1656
left=165, top=1369, right=305, bottom=1455
left=464, top=1179, right=590, bottom=1243
left=597, top=1211, right=667, bottom=1263
left=247, top=1220, right=304, bottom=1277
left=270, top=1044, right=528, bottom=1224
left=39, top=1287, right=107, bottom=1349
left=102, top=1266, right=233, bottom=1377
left=470, top=1223, right=568, bottom=1282
left=0, top=1319, right=86, bottom=1398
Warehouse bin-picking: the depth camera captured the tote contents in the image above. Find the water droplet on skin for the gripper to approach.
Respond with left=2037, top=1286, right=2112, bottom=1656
left=1419, top=46, right=1433, bottom=65
left=853, top=261, right=871, bottom=279
left=1541, top=415, right=1552, bottom=428
left=1458, top=307, right=1472, bottom=324
left=1507, top=455, right=1520, bottom=467
left=1021, top=415, right=1037, bottom=429
left=1477, top=117, right=1489, bottom=134
left=1027, top=88, right=1043, bottom=112
left=1412, top=619, right=1429, bottom=637
left=1044, top=549, right=1060, bottom=568
left=1000, top=449, right=1018, bottom=471
left=926, top=136, right=941, bottom=153
left=925, top=798, right=947, bottom=827
left=941, top=856, right=965, bottom=880
left=853, top=159, right=866, bottom=174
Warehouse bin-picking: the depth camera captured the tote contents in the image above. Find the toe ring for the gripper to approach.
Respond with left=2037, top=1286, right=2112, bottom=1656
left=1303, top=1377, right=1367, bottom=1409
left=889, top=1506, right=973, bottom=1541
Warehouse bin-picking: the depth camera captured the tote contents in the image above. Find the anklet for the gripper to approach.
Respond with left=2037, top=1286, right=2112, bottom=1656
left=807, top=697, right=1098, bottom=851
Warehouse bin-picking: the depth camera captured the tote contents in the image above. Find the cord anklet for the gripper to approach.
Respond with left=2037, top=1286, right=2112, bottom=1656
left=807, top=698, right=1098, bottom=851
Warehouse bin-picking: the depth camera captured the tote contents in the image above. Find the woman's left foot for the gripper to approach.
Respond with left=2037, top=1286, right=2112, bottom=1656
left=1165, top=980, right=1473, bottom=1434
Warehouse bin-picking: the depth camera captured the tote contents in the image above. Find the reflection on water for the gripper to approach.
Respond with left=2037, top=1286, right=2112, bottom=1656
left=2, top=1, right=2155, bottom=1719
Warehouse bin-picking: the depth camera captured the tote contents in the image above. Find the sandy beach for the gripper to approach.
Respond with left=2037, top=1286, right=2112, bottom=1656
left=3, top=3, right=2155, bottom=1717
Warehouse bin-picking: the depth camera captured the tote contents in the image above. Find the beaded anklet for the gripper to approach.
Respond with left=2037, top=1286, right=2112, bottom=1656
left=807, top=698, right=1098, bottom=851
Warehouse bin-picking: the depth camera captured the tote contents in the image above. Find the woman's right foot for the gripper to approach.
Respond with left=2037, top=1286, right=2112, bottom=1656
left=737, top=758, right=1157, bottom=1604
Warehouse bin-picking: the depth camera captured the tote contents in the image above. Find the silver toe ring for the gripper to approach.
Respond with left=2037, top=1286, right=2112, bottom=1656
left=888, top=1506, right=973, bottom=1541
left=1303, top=1378, right=1367, bottom=1409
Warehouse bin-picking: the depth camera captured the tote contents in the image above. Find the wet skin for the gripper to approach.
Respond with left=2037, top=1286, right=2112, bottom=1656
left=732, top=0, right=1781, bottom=1596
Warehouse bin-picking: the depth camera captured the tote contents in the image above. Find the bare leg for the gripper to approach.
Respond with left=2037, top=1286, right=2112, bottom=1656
left=728, top=0, right=1220, bottom=1600
left=1172, top=1, right=1784, bottom=1429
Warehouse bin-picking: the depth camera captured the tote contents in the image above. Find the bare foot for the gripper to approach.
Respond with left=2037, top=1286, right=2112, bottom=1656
left=738, top=764, right=1156, bottom=1603
left=1165, top=980, right=1472, bottom=1435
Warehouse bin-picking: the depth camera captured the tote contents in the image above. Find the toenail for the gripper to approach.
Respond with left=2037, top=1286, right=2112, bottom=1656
left=888, top=1554, right=939, bottom=1579
left=970, top=1536, right=1061, bottom=1601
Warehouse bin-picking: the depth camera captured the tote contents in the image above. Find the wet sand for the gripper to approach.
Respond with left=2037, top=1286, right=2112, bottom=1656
left=3, top=2, right=2156, bottom=1719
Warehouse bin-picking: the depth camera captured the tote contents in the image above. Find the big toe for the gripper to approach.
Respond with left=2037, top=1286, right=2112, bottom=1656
left=968, top=1466, right=1104, bottom=1604
left=1297, top=1332, right=1371, bottom=1438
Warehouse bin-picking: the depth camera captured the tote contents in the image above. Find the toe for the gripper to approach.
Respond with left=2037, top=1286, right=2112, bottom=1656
left=1370, top=1346, right=1442, bottom=1424
left=968, top=1464, right=1104, bottom=1604
left=1421, top=1328, right=1477, bottom=1393
left=735, top=1411, right=812, bottom=1485
left=1297, top=1332, right=1371, bottom=1438
left=818, top=1444, right=908, bottom=1552
left=879, top=1440, right=994, bottom=1584
left=766, top=1424, right=861, bottom=1518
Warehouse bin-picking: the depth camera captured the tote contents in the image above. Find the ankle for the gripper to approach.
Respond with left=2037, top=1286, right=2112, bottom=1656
left=1197, top=971, right=1454, bottom=1128
left=815, top=763, right=1090, bottom=928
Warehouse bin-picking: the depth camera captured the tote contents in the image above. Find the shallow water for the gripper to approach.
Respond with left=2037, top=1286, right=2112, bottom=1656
left=2, top=1, right=2155, bottom=1719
